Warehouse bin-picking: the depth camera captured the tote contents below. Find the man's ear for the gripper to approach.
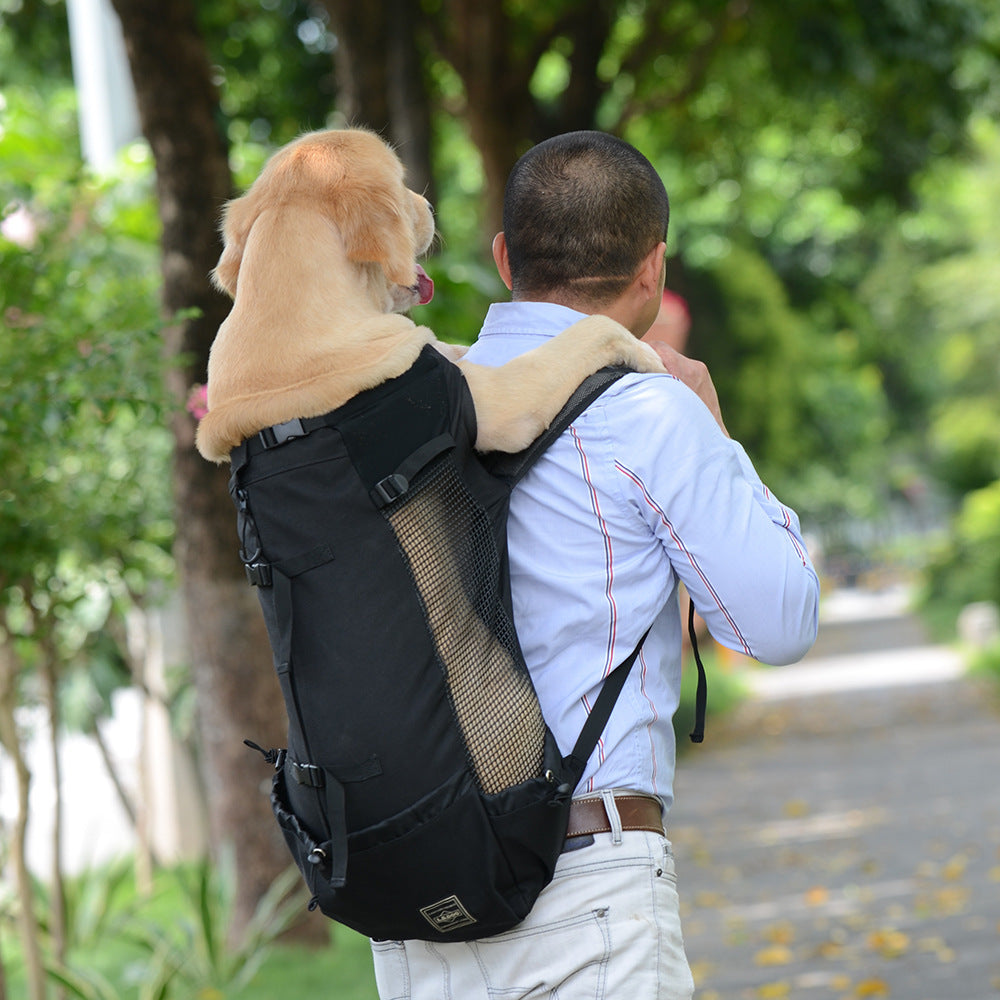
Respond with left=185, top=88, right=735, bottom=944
left=636, top=241, right=667, bottom=299
left=492, top=232, right=513, bottom=291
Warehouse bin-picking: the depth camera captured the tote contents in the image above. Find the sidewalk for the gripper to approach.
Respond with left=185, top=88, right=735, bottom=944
left=670, top=590, right=1000, bottom=1000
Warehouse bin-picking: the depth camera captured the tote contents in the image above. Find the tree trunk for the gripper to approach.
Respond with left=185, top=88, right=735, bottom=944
left=428, top=0, right=617, bottom=240
left=0, top=926, right=8, bottom=1000
left=38, top=644, right=67, bottom=980
left=0, top=643, right=45, bottom=1000
left=109, top=0, right=322, bottom=944
left=429, top=1, right=533, bottom=239
left=319, top=0, right=434, bottom=200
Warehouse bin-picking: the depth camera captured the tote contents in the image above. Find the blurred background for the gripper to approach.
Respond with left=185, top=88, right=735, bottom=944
left=1, top=1, right=998, bottom=997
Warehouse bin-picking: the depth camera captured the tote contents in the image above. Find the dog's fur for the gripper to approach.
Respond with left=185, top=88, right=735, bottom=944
left=195, top=127, right=664, bottom=463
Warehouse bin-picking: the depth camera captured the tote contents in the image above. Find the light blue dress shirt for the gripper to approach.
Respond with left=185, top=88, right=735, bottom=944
left=463, top=301, right=820, bottom=813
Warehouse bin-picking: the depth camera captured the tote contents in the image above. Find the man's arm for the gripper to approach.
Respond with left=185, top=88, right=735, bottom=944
left=614, top=376, right=819, bottom=665
left=641, top=338, right=728, bottom=437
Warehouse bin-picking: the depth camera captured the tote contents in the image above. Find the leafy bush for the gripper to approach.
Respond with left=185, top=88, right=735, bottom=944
left=917, top=479, right=1000, bottom=638
left=969, top=640, right=1000, bottom=689
left=1, top=855, right=325, bottom=1000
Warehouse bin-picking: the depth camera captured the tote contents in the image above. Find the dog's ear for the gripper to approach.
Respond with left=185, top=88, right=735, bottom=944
left=211, top=195, right=253, bottom=298
left=334, top=179, right=417, bottom=288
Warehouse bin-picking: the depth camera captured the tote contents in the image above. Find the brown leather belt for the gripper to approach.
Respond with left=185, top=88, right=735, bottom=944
left=563, top=793, right=664, bottom=851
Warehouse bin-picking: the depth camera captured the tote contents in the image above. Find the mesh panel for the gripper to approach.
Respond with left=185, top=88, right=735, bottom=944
left=385, top=456, right=546, bottom=794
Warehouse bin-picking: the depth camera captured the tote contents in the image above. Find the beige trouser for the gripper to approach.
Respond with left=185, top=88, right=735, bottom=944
left=370, top=797, right=694, bottom=1000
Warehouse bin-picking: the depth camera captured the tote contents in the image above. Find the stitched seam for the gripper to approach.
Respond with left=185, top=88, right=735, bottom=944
left=568, top=824, right=663, bottom=837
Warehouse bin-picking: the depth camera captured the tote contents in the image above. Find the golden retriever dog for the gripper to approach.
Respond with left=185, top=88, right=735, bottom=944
left=194, top=127, right=664, bottom=463
left=195, top=128, right=665, bottom=794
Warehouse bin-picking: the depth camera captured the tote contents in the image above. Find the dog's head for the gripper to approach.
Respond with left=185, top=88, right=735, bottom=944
left=211, top=128, right=435, bottom=310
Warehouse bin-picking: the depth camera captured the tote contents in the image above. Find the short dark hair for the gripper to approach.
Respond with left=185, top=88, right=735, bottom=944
left=503, top=131, right=669, bottom=305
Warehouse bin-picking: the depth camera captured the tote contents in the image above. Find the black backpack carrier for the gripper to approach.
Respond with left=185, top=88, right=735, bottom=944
left=229, top=346, right=701, bottom=942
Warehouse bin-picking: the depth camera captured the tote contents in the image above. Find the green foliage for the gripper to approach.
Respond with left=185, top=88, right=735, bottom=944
left=235, top=935, right=377, bottom=1000
left=112, top=855, right=307, bottom=997
left=411, top=248, right=504, bottom=346
left=195, top=0, right=340, bottom=184
left=969, top=640, right=1000, bottom=691
left=0, top=0, right=72, bottom=90
left=0, top=85, right=171, bottom=577
left=0, top=81, right=174, bottom=755
left=2, top=860, right=380, bottom=1000
left=0, top=856, right=320, bottom=1000
left=919, top=480, right=1000, bottom=636
left=896, top=117, right=1000, bottom=634
left=681, top=243, right=889, bottom=522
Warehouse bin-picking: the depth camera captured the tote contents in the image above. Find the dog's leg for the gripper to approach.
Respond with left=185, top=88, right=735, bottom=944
left=458, top=315, right=666, bottom=453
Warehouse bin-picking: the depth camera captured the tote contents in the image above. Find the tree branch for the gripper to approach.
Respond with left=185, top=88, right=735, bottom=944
left=614, top=1, right=748, bottom=126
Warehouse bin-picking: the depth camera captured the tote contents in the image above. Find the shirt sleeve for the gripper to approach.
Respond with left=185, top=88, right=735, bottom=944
left=607, top=374, right=820, bottom=665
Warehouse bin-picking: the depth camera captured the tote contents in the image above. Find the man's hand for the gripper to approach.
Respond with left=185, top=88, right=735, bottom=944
left=641, top=338, right=729, bottom=437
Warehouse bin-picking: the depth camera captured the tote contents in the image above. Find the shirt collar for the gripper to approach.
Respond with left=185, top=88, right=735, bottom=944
left=480, top=301, right=589, bottom=340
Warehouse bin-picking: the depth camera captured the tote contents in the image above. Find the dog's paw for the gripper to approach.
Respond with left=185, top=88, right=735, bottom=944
left=631, top=338, right=668, bottom=373
left=568, top=314, right=667, bottom=374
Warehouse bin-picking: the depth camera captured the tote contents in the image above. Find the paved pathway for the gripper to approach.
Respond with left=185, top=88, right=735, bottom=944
left=670, top=592, right=1000, bottom=1000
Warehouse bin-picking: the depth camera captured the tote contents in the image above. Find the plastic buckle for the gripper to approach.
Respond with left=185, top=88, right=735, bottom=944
left=259, top=418, right=306, bottom=450
left=244, top=561, right=273, bottom=587
left=291, top=761, right=325, bottom=788
left=371, top=473, right=408, bottom=507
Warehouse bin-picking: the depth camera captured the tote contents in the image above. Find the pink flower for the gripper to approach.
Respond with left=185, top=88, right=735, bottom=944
left=186, top=383, right=209, bottom=421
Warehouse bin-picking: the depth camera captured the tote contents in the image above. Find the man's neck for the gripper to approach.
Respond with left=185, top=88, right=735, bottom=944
left=511, top=291, right=643, bottom=337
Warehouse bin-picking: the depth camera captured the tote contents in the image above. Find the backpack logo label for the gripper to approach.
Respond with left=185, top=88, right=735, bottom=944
left=420, top=895, right=477, bottom=933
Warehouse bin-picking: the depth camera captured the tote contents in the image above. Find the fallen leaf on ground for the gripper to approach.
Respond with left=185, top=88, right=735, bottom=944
left=867, top=928, right=910, bottom=958
left=756, top=981, right=791, bottom=999
left=805, top=885, right=830, bottom=906
left=782, top=798, right=810, bottom=818
left=916, top=936, right=956, bottom=962
left=932, top=886, right=971, bottom=915
left=815, top=939, right=846, bottom=959
left=941, top=853, right=968, bottom=880
left=694, top=890, right=729, bottom=908
left=853, top=978, right=890, bottom=997
left=755, top=944, right=794, bottom=966
left=763, top=921, right=796, bottom=945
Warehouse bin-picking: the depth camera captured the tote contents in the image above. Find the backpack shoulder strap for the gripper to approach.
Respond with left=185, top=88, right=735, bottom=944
left=561, top=626, right=651, bottom=785
left=483, top=366, right=629, bottom=486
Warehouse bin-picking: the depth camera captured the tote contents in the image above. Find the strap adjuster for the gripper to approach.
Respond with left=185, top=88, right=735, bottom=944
left=259, top=418, right=306, bottom=449
left=371, top=473, right=409, bottom=506
left=244, top=561, right=272, bottom=587
left=290, top=761, right=325, bottom=788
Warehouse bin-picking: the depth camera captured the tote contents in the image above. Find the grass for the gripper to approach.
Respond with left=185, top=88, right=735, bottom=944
left=237, top=932, right=378, bottom=1000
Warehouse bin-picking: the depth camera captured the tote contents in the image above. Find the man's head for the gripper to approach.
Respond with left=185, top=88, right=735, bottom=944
left=495, top=131, right=669, bottom=321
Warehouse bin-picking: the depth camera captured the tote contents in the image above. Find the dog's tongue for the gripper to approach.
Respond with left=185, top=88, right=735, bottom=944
left=415, top=264, right=434, bottom=305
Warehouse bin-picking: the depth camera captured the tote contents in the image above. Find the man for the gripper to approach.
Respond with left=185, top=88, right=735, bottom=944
left=371, top=131, right=819, bottom=999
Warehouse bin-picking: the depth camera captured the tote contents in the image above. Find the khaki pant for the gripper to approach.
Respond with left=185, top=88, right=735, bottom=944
left=371, top=805, right=694, bottom=1000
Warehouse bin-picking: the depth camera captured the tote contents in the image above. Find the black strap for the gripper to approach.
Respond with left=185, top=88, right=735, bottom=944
left=370, top=432, right=455, bottom=507
left=687, top=599, right=707, bottom=743
left=562, top=627, right=651, bottom=784
left=230, top=411, right=336, bottom=474
left=485, top=366, right=629, bottom=486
